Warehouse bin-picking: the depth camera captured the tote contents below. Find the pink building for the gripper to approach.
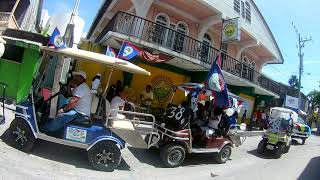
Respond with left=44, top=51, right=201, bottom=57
left=86, top=0, right=285, bottom=117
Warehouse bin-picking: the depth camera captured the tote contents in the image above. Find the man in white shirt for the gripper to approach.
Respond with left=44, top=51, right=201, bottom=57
left=42, top=71, right=92, bottom=133
left=140, top=85, right=153, bottom=113
left=91, top=73, right=102, bottom=114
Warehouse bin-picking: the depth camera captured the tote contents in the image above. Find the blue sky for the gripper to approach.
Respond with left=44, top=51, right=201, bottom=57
left=44, top=0, right=319, bottom=95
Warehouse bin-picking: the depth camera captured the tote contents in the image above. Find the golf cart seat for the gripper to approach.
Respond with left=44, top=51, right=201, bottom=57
left=67, top=115, right=92, bottom=128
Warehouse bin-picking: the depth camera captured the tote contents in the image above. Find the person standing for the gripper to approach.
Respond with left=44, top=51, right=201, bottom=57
left=140, top=85, right=154, bottom=113
left=256, top=110, right=262, bottom=130
left=241, top=110, right=247, bottom=124
left=91, top=73, right=101, bottom=114
left=261, top=110, right=267, bottom=129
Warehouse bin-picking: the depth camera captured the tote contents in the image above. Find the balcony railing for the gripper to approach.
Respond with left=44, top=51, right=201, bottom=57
left=98, top=11, right=281, bottom=96
left=0, top=12, right=11, bottom=22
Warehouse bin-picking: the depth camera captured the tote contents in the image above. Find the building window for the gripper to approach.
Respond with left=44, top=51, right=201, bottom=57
left=153, top=13, right=170, bottom=45
left=234, top=0, right=240, bottom=13
left=241, top=1, right=245, bottom=18
left=173, top=22, right=188, bottom=52
left=245, top=1, right=251, bottom=22
left=200, top=33, right=214, bottom=63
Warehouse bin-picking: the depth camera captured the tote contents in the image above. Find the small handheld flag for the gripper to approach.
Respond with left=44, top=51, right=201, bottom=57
left=106, top=46, right=116, bottom=57
left=205, top=53, right=229, bottom=107
left=118, top=41, right=141, bottom=60
left=48, top=27, right=66, bottom=49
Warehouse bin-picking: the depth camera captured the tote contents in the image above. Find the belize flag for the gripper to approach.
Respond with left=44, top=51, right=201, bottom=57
left=106, top=46, right=116, bottom=57
left=118, top=41, right=141, bottom=60
left=48, top=27, right=66, bottom=49
left=204, top=53, right=229, bottom=107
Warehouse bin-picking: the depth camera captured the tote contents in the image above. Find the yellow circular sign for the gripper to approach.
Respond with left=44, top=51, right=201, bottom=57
left=224, top=23, right=236, bottom=37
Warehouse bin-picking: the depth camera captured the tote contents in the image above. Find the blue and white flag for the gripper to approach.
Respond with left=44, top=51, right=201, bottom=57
left=204, top=53, right=229, bottom=107
left=118, top=41, right=140, bottom=60
left=106, top=46, right=116, bottom=57
left=48, top=27, right=66, bottom=49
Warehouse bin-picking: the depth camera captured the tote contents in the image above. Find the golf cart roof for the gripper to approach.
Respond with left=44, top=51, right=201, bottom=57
left=40, top=46, right=151, bottom=76
left=175, top=83, right=244, bottom=101
left=270, top=107, right=297, bottom=114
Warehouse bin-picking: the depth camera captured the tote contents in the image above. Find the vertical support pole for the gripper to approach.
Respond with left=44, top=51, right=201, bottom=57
left=49, top=56, right=65, bottom=118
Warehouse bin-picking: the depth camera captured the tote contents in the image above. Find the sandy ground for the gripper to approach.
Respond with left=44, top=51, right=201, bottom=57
left=0, top=105, right=319, bottom=180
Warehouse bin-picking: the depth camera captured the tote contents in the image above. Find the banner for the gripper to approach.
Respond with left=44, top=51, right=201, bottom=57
left=222, top=18, right=241, bottom=42
left=285, top=95, right=299, bottom=110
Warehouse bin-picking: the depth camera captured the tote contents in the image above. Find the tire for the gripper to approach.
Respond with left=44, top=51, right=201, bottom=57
left=8, top=118, right=36, bottom=153
left=214, top=144, right=232, bottom=164
left=301, top=138, right=306, bottom=145
left=274, top=143, right=285, bottom=159
left=284, top=144, right=291, bottom=153
left=160, top=143, right=186, bottom=168
left=257, top=139, right=267, bottom=154
left=88, top=141, right=121, bottom=172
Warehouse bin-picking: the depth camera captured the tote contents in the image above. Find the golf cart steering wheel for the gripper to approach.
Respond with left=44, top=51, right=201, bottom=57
left=59, top=82, right=69, bottom=98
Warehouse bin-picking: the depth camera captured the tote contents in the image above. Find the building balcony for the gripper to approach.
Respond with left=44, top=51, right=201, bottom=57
left=0, top=12, right=20, bottom=31
left=97, top=11, right=281, bottom=97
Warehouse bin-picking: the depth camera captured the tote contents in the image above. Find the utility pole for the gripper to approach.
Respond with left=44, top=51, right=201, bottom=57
left=293, top=23, right=312, bottom=110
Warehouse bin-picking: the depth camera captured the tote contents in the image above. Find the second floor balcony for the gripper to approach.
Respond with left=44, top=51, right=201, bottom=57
left=96, top=11, right=282, bottom=97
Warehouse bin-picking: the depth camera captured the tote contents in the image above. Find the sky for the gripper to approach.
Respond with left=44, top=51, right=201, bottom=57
left=43, top=0, right=320, bottom=95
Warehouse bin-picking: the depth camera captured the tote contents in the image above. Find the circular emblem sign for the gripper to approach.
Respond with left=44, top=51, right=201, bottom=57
left=224, top=23, right=236, bottom=38
left=151, top=75, right=174, bottom=101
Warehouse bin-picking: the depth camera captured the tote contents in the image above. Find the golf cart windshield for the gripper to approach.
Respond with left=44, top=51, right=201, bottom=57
left=269, top=107, right=297, bottom=132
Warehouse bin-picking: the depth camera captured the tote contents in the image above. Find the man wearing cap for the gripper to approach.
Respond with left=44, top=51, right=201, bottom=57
left=42, top=71, right=92, bottom=133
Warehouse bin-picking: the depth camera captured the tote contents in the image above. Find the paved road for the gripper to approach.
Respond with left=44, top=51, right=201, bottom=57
left=0, top=107, right=319, bottom=180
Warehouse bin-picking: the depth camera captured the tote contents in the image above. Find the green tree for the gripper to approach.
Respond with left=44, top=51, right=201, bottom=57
left=288, top=75, right=300, bottom=90
left=308, top=90, right=320, bottom=113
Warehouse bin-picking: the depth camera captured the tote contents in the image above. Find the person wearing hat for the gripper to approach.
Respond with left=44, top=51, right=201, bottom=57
left=91, top=73, right=102, bottom=114
left=42, top=71, right=92, bottom=133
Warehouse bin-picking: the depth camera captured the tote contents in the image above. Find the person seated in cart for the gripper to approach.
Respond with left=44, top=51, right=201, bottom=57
left=110, top=87, right=126, bottom=119
left=41, top=71, right=92, bottom=133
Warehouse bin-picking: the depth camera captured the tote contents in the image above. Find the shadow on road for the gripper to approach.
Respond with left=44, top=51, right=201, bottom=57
left=298, top=156, right=320, bottom=180
left=127, top=147, right=222, bottom=168
left=1, top=129, right=130, bottom=171
left=247, top=149, right=276, bottom=159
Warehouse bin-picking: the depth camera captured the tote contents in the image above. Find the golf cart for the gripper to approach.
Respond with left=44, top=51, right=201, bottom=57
left=144, top=83, right=247, bottom=168
left=7, top=46, right=155, bottom=172
left=0, top=82, right=8, bottom=124
left=291, top=117, right=311, bottom=145
left=257, top=107, right=295, bottom=158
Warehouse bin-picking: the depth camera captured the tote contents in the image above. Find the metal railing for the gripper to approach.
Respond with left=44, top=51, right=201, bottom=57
left=100, top=11, right=281, bottom=95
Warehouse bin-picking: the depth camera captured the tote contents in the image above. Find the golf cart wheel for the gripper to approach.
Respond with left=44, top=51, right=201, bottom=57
left=214, top=144, right=232, bottom=164
left=301, top=138, right=306, bottom=145
left=88, top=141, right=121, bottom=172
left=160, top=143, right=186, bottom=168
left=257, top=139, right=267, bottom=154
left=274, top=143, right=285, bottom=159
left=284, top=144, right=291, bottom=153
left=8, top=118, right=36, bottom=153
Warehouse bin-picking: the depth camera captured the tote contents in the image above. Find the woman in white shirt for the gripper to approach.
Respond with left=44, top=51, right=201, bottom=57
left=110, top=87, right=126, bottom=118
